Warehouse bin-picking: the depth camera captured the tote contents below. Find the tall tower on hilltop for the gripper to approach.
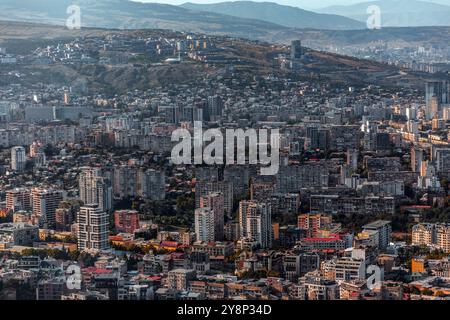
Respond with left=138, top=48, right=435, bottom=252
left=290, top=40, right=304, bottom=70
left=11, top=146, right=26, bottom=172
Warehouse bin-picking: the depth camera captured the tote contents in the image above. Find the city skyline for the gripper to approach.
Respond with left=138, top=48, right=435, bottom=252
left=0, top=0, right=449, bottom=306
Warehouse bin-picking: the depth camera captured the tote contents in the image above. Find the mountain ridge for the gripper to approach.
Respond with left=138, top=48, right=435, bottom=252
left=316, top=0, right=450, bottom=27
left=180, top=1, right=366, bottom=30
left=0, top=0, right=365, bottom=37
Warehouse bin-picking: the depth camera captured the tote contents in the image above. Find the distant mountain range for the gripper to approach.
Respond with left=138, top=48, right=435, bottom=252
left=0, top=0, right=448, bottom=43
left=0, top=0, right=289, bottom=41
left=317, top=0, right=450, bottom=27
left=0, top=0, right=365, bottom=39
left=180, top=1, right=365, bottom=30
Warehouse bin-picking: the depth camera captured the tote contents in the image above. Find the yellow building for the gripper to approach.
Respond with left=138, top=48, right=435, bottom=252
left=411, top=258, right=428, bottom=273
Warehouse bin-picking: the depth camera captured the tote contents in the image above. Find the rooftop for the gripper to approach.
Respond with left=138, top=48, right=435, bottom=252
left=363, top=220, right=391, bottom=229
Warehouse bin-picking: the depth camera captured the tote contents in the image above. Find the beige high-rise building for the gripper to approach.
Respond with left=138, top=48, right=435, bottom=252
left=411, top=223, right=450, bottom=253
left=199, top=192, right=224, bottom=241
left=427, top=96, right=440, bottom=120
left=31, top=188, right=63, bottom=228
left=79, top=167, right=112, bottom=212
left=436, top=224, right=450, bottom=253
left=6, top=188, right=32, bottom=212
left=412, top=223, right=436, bottom=246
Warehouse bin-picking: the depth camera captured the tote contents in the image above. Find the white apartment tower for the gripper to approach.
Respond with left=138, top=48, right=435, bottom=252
left=199, top=192, right=224, bottom=241
left=239, top=200, right=272, bottom=249
left=194, top=207, right=215, bottom=242
left=77, top=204, right=109, bottom=251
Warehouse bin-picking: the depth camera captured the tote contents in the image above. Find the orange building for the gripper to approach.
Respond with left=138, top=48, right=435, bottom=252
left=411, top=258, right=428, bottom=273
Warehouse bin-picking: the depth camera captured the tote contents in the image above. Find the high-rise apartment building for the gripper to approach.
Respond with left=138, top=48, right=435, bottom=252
left=114, top=210, right=140, bottom=234
left=436, top=224, right=450, bottom=253
left=199, top=192, right=224, bottom=241
left=194, top=208, right=215, bottom=242
left=239, top=200, right=272, bottom=249
left=347, top=149, right=358, bottom=171
left=298, top=214, right=332, bottom=237
left=11, top=146, right=26, bottom=172
left=78, top=204, right=109, bottom=251
left=412, top=223, right=436, bottom=246
left=6, top=188, right=32, bottom=212
left=291, top=40, right=303, bottom=60
left=206, top=95, right=223, bottom=121
left=158, top=105, right=179, bottom=124
left=290, top=40, right=303, bottom=70
left=137, top=169, right=166, bottom=200
left=411, top=223, right=450, bottom=253
left=31, top=188, right=63, bottom=228
left=362, top=220, right=392, bottom=251
left=79, top=167, right=113, bottom=212
left=434, top=148, right=450, bottom=173
left=113, top=165, right=138, bottom=199
left=55, top=201, right=78, bottom=232
left=113, top=166, right=165, bottom=200
left=425, top=81, right=450, bottom=120
left=195, top=180, right=233, bottom=216
left=411, top=146, right=423, bottom=173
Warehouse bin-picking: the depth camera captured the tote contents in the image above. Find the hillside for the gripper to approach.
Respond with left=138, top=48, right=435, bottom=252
left=0, top=20, right=447, bottom=95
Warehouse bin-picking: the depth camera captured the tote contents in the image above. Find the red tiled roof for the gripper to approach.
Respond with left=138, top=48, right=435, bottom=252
left=82, top=267, right=113, bottom=274
left=109, top=236, right=124, bottom=241
left=161, top=241, right=178, bottom=247
left=401, top=205, right=431, bottom=209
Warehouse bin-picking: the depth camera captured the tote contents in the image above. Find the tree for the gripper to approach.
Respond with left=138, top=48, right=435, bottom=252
left=422, top=288, right=434, bottom=296
left=69, top=250, right=80, bottom=261
left=267, top=270, right=280, bottom=277
left=78, top=252, right=97, bottom=267
left=435, top=291, right=446, bottom=297
left=176, top=195, right=195, bottom=213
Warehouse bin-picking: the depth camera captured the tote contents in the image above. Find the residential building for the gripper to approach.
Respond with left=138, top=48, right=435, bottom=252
left=77, top=204, right=109, bottom=251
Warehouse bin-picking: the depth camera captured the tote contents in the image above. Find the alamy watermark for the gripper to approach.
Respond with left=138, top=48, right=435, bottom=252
left=366, top=264, right=383, bottom=290
left=66, top=5, right=81, bottom=30
left=171, top=121, right=280, bottom=175
left=66, top=264, right=82, bottom=289
left=367, top=5, right=382, bottom=30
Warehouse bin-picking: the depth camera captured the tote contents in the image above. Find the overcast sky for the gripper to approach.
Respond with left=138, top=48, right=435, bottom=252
left=133, top=0, right=450, bottom=10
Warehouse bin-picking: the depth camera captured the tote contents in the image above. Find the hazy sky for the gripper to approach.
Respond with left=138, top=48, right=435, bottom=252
left=134, top=0, right=450, bottom=10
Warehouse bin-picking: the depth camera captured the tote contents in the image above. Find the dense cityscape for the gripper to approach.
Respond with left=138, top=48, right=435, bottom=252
left=0, top=1, right=450, bottom=303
